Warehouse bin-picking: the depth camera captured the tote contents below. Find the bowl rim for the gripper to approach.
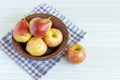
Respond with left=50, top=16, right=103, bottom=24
left=12, top=13, right=68, bottom=61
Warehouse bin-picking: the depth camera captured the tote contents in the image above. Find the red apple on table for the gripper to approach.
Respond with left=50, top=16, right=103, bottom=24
left=13, top=19, right=31, bottom=42
left=30, top=17, right=52, bottom=38
left=26, top=37, right=47, bottom=56
left=43, top=28, right=63, bottom=47
left=67, top=44, right=86, bottom=64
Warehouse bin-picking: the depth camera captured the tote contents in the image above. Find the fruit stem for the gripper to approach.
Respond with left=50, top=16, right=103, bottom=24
left=48, top=16, right=52, bottom=20
left=24, top=15, right=26, bottom=21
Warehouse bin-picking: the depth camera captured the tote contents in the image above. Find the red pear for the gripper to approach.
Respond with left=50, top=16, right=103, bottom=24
left=13, top=18, right=31, bottom=42
left=29, top=17, right=52, bottom=38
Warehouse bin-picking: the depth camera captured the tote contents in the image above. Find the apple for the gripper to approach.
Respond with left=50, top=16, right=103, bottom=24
left=43, top=28, right=63, bottom=47
left=26, top=37, right=47, bottom=56
left=67, top=44, right=86, bottom=64
left=13, top=19, right=31, bottom=42
left=29, top=17, right=52, bottom=38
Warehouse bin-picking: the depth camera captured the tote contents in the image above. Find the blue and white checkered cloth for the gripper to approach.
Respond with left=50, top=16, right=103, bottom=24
left=0, top=3, right=86, bottom=80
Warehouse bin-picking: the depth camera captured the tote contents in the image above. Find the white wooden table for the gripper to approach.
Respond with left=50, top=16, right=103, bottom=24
left=0, top=0, right=120, bottom=80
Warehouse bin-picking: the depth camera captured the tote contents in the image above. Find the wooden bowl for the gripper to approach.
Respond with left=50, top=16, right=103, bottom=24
left=12, top=13, right=68, bottom=61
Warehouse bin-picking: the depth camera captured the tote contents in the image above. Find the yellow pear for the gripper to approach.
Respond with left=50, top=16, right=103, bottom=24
left=26, top=37, right=47, bottom=56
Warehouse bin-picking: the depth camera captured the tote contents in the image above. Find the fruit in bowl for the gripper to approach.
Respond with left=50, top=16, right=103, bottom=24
left=12, top=13, right=68, bottom=61
left=26, top=37, right=47, bottom=56
left=30, top=17, right=52, bottom=38
left=13, top=18, right=31, bottom=42
left=43, top=28, right=63, bottom=47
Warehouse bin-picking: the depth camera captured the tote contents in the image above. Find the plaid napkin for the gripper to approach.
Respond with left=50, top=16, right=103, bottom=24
left=0, top=3, right=86, bottom=80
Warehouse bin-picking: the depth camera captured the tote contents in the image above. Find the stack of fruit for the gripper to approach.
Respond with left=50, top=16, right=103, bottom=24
left=13, top=17, right=63, bottom=57
left=13, top=14, right=86, bottom=64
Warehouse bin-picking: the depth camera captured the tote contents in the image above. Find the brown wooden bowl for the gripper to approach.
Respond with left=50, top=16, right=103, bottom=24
left=12, top=13, right=68, bottom=61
